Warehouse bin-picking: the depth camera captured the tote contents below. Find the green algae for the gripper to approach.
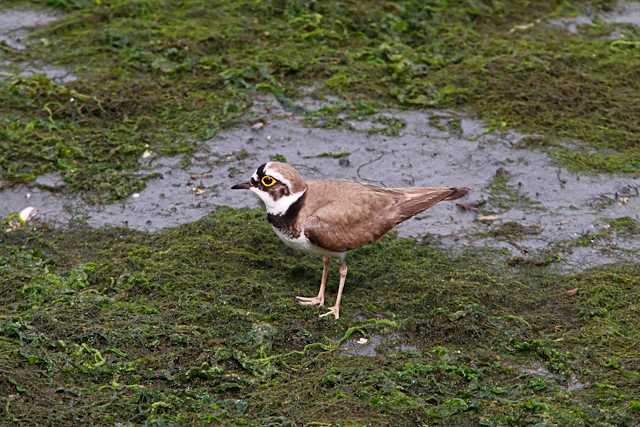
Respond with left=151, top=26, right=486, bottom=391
left=1, top=209, right=639, bottom=425
left=481, top=221, right=543, bottom=241
left=302, top=100, right=380, bottom=130
left=606, top=216, right=640, bottom=236
left=1, top=0, right=638, bottom=202
left=485, top=167, right=543, bottom=213
left=308, top=151, right=351, bottom=160
left=567, top=216, right=640, bottom=249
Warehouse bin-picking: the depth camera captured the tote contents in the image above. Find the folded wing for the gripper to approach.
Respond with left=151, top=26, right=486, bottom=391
left=304, top=184, right=469, bottom=252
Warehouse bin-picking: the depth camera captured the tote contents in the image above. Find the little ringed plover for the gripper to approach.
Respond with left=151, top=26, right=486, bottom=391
left=232, top=161, right=470, bottom=319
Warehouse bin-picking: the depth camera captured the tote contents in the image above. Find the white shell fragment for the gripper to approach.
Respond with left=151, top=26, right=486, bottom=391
left=478, top=215, right=500, bottom=222
left=5, top=206, right=38, bottom=232
left=19, top=206, right=37, bottom=223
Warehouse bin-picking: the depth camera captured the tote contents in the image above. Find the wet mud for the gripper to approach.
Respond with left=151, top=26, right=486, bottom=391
left=339, top=332, right=419, bottom=357
left=551, top=0, right=640, bottom=34
left=0, top=7, right=76, bottom=83
left=0, top=8, right=59, bottom=50
left=2, top=95, right=638, bottom=270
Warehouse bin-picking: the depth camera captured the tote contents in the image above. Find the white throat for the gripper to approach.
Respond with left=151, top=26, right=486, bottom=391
left=250, top=188, right=306, bottom=216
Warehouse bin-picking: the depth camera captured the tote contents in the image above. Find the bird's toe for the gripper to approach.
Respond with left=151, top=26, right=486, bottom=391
left=295, top=296, right=324, bottom=306
left=319, top=306, right=339, bottom=320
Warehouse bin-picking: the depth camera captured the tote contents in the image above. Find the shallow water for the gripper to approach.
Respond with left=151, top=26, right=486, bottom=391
left=551, top=0, right=640, bottom=34
left=0, top=8, right=59, bottom=50
left=0, top=59, right=77, bottom=83
left=0, top=7, right=76, bottom=83
left=2, top=94, right=638, bottom=271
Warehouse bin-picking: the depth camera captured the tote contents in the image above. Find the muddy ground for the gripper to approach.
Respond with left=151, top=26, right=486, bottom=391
left=1, top=1, right=640, bottom=426
left=0, top=7, right=75, bottom=83
left=3, top=94, right=639, bottom=270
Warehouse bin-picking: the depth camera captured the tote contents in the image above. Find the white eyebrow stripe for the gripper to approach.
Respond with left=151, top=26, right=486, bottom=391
left=264, top=163, right=292, bottom=189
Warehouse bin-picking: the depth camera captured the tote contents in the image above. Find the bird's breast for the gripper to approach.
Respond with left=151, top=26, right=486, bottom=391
left=271, top=226, right=344, bottom=258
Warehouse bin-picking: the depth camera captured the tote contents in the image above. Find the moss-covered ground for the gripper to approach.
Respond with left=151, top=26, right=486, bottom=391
left=2, top=0, right=640, bottom=425
left=1, top=210, right=639, bottom=425
left=1, top=0, right=639, bottom=201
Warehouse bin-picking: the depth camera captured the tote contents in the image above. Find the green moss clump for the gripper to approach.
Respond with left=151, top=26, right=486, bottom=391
left=606, top=216, right=640, bottom=236
left=486, top=167, right=543, bottom=212
left=310, top=151, right=351, bottom=159
left=483, top=221, right=542, bottom=241
left=1, top=208, right=638, bottom=424
left=1, top=0, right=638, bottom=202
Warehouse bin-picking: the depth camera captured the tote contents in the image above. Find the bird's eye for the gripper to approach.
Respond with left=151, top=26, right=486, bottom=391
left=261, top=176, right=276, bottom=187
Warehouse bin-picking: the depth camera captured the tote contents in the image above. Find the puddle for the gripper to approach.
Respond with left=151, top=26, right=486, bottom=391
left=396, top=343, right=419, bottom=353
left=603, top=1, right=640, bottom=26
left=0, top=8, right=59, bottom=50
left=339, top=335, right=383, bottom=357
left=338, top=333, right=418, bottom=357
left=508, top=362, right=587, bottom=392
left=0, top=7, right=76, bottom=83
left=0, top=60, right=77, bottom=84
left=1, top=94, right=639, bottom=270
left=551, top=1, right=640, bottom=34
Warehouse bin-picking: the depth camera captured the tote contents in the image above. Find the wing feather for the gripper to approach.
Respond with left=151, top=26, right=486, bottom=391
left=302, top=183, right=469, bottom=253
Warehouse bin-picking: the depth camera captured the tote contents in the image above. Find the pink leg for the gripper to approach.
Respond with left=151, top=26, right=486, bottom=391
left=320, top=261, right=348, bottom=320
left=296, top=256, right=330, bottom=306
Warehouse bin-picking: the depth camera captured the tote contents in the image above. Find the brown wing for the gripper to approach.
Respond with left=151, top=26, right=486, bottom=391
left=303, top=185, right=398, bottom=252
left=303, top=184, right=469, bottom=253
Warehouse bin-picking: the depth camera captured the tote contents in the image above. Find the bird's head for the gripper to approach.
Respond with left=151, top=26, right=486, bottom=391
left=231, top=161, right=307, bottom=215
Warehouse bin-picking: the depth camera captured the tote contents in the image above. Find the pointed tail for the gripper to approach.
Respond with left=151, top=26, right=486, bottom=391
left=444, top=187, right=471, bottom=201
left=391, top=186, right=471, bottom=225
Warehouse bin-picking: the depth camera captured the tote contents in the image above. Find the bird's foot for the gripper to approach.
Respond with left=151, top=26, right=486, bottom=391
left=319, top=305, right=340, bottom=320
left=295, top=295, right=324, bottom=306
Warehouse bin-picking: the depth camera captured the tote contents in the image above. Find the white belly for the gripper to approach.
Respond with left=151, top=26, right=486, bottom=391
left=271, top=226, right=344, bottom=258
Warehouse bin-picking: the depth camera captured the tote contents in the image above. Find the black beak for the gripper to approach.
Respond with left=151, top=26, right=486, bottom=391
left=231, top=181, right=251, bottom=190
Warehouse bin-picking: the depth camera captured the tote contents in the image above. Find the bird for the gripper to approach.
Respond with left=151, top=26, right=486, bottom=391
left=231, top=161, right=470, bottom=320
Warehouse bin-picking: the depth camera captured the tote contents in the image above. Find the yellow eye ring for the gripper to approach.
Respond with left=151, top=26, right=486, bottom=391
left=261, top=176, right=276, bottom=187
